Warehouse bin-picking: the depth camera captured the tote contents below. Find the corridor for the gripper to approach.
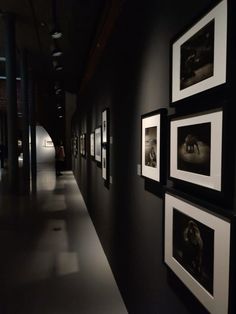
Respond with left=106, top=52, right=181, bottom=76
left=0, top=165, right=127, bottom=314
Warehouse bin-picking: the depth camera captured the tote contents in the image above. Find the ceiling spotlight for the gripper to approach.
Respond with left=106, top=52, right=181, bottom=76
left=57, top=105, right=62, bottom=109
left=55, top=88, right=62, bottom=95
left=51, top=29, right=62, bottom=39
left=52, top=48, right=62, bottom=57
left=59, top=115, right=63, bottom=118
left=55, top=65, right=63, bottom=71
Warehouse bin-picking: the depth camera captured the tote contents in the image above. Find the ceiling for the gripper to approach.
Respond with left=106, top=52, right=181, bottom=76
left=0, top=0, right=107, bottom=92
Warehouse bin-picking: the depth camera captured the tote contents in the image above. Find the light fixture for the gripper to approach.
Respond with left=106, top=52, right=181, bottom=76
left=59, top=115, right=63, bottom=118
left=55, top=88, right=62, bottom=95
left=57, top=105, right=62, bottom=109
left=51, top=29, right=62, bottom=39
left=55, top=65, right=63, bottom=71
left=52, top=48, right=62, bottom=57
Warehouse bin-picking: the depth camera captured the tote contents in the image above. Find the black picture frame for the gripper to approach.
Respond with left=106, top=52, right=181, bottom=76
left=102, top=108, right=109, bottom=144
left=171, top=0, right=229, bottom=106
left=95, top=126, right=102, bottom=163
left=141, top=108, right=167, bottom=184
left=164, top=188, right=234, bottom=314
left=90, top=132, right=95, bottom=157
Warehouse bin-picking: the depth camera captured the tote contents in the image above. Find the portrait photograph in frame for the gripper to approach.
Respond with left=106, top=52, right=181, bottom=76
left=90, top=132, right=95, bottom=157
left=95, top=126, right=102, bottom=163
left=141, top=108, right=166, bottom=183
left=164, top=191, right=231, bottom=314
left=102, top=146, right=107, bottom=180
left=169, top=108, right=223, bottom=191
left=82, top=133, right=86, bottom=156
left=102, top=108, right=109, bottom=144
left=80, top=135, right=83, bottom=155
left=171, top=0, right=227, bottom=103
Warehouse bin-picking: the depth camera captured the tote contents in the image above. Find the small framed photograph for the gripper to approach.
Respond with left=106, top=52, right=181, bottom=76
left=80, top=135, right=83, bottom=155
left=171, top=0, right=227, bottom=103
left=90, top=132, right=95, bottom=157
left=165, top=191, right=231, bottom=314
left=82, top=133, right=86, bottom=156
left=44, top=139, right=54, bottom=147
left=141, top=109, right=166, bottom=182
left=95, top=127, right=102, bottom=163
left=170, top=108, right=223, bottom=191
left=102, top=147, right=107, bottom=180
left=102, top=108, right=109, bottom=144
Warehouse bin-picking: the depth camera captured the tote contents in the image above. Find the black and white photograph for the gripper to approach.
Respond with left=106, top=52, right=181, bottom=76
left=145, top=127, right=157, bottom=168
left=165, top=192, right=231, bottom=314
left=80, top=135, right=83, bottom=155
left=90, top=132, right=95, bottom=157
left=102, top=109, right=109, bottom=144
left=142, top=110, right=163, bottom=182
left=95, top=127, right=102, bottom=162
left=180, top=20, right=214, bottom=90
left=177, top=122, right=211, bottom=176
left=82, top=133, right=86, bottom=156
left=173, top=208, right=214, bottom=294
left=170, top=109, right=222, bottom=191
left=172, top=0, right=227, bottom=102
left=102, top=147, right=107, bottom=180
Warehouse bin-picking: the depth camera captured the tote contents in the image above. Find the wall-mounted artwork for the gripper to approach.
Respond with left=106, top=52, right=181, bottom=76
left=141, top=109, right=166, bottom=182
left=102, top=147, right=107, bottom=180
left=95, top=127, right=102, bottom=163
left=80, top=135, right=83, bottom=155
left=82, top=133, right=86, bottom=156
left=170, top=108, right=223, bottom=191
left=165, top=191, right=231, bottom=314
left=90, top=132, right=95, bottom=157
left=171, top=0, right=227, bottom=103
left=44, top=139, right=54, bottom=147
left=102, top=108, right=109, bottom=144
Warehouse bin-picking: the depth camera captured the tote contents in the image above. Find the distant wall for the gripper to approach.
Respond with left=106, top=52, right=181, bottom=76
left=35, top=125, right=55, bottom=163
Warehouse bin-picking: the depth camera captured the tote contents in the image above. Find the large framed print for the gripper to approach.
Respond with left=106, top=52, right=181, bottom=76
left=170, top=108, right=223, bottom=191
left=102, top=108, right=109, bottom=144
left=90, top=132, right=95, bottom=157
left=95, top=127, right=102, bottom=163
left=171, top=0, right=227, bottom=103
left=164, top=191, right=231, bottom=314
left=141, top=109, right=166, bottom=182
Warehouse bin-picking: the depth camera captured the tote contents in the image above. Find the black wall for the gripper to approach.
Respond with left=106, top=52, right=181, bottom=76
left=72, top=1, right=234, bottom=313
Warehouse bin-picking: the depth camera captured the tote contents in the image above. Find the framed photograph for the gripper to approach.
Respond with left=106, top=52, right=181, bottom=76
left=102, top=108, right=109, bottom=144
left=165, top=191, right=231, bottom=314
left=171, top=0, right=227, bottom=103
left=80, top=135, right=83, bottom=155
left=95, top=127, right=102, bottom=163
left=90, top=132, right=95, bottom=157
left=102, top=147, right=107, bottom=180
left=170, top=108, right=223, bottom=191
left=82, top=133, right=86, bottom=156
left=141, top=109, right=166, bottom=182
left=44, top=139, right=54, bottom=147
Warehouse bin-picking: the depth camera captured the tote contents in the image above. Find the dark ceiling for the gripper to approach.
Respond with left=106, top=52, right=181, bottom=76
left=0, top=0, right=107, bottom=92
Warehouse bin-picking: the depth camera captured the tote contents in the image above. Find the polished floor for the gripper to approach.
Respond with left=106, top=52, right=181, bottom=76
left=0, top=164, right=127, bottom=314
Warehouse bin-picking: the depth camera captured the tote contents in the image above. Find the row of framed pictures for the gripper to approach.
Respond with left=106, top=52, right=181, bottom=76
left=72, top=108, right=109, bottom=182
left=142, top=107, right=224, bottom=192
left=163, top=0, right=235, bottom=312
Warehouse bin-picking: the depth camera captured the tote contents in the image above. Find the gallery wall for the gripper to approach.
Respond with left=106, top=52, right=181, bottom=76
left=72, top=1, right=236, bottom=313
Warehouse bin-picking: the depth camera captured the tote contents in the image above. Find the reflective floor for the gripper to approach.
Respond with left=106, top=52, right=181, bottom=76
left=0, top=164, right=127, bottom=314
